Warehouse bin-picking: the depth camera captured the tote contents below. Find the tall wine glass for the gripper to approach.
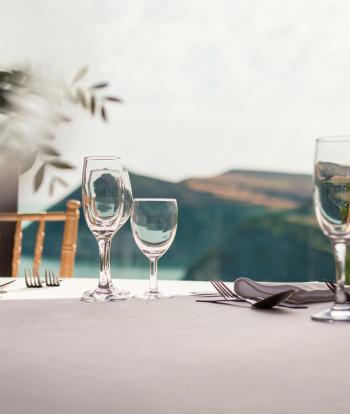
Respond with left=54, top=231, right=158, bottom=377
left=131, top=198, right=178, bottom=300
left=81, top=156, right=126, bottom=302
left=112, top=170, right=133, bottom=297
left=313, top=136, right=350, bottom=321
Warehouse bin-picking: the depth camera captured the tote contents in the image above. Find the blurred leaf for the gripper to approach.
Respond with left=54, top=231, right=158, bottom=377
left=0, top=71, right=10, bottom=82
left=49, top=159, right=75, bottom=169
left=38, top=143, right=61, bottom=156
left=76, top=88, right=87, bottom=108
left=57, top=114, right=72, bottom=123
left=43, top=131, right=55, bottom=140
left=72, top=66, right=88, bottom=84
left=90, top=82, right=109, bottom=89
left=104, top=96, right=122, bottom=103
left=34, top=163, right=46, bottom=191
left=101, top=106, right=108, bottom=122
left=61, top=82, right=75, bottom=102
left=49, top=176, right=68, bottom=196
left=90, top=95, right=96, bottom=114
left=20, top=150, right=38, bottom=174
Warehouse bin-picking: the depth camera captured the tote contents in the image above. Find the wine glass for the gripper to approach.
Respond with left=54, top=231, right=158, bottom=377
left=131, top=198, right=178, bottom=299
left=81, top=156, right=127, bottom=302
left=313, top=136, right=350, bottom=321
left=112, top=170, right=133, bottom=297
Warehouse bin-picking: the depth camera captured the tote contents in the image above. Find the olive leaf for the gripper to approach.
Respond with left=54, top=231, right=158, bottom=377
left=55, top=114, right=72, bottom=123
left=38, top=143, right=61, bottom=156
left=101, top=106, right=108, bottom=121
left=90, top=95, right=96, bottom=114
left=104, top=96, right=122, bottom=103
left=72, top=65, right=88, bottom=84
left=43, top=131, right=55, bottom=140
left=49, top=159, right=75, bottom=169
left=49, top=176, right=68, bottom=196
left=76, top=88, right=87, bottom=108
left=34, top=163, right=46, bottom=191
left=20, top=150, right=38, bottom=174
left=90, top=82, right=109, bottom=89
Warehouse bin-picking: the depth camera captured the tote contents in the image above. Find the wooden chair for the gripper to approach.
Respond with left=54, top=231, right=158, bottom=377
left=0, top=200, right=80, bottom=277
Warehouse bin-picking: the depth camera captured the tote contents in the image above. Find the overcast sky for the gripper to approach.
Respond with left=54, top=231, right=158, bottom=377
left=3, top=0, right=350, bottom=207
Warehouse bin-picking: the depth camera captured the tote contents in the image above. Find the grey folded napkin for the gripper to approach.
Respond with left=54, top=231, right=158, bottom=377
left=234, top=277, right=335, bottom=304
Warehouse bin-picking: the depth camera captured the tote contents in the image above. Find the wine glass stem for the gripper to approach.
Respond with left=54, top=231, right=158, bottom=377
left=333, top=240, right=348, bottom=304
left=149, top=258, right=158, bottom=293
left=98, top=237, right=113, bottom=290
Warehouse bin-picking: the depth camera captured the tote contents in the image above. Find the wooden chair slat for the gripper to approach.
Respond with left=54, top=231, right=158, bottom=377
left=33, top=218, right=46, bottom=277
left=0, top=200, right=80, bottom=277
left=12, top=219, right=23, bottom=277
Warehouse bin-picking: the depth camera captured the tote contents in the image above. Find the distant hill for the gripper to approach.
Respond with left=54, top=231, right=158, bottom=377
left=22, top=169, right=332, bottom=282
left=182, top=170, right=313, bottom=209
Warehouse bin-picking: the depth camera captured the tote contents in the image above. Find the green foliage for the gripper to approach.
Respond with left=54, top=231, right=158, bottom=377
left=0, top=65, right=122, bottom=194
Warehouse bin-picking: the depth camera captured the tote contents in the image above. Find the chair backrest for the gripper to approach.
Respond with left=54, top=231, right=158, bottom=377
left=0, top=199, right=80, bottom=277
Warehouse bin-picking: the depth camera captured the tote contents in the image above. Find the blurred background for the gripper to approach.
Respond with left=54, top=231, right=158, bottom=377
left=2, top=0, right=350, bottom=281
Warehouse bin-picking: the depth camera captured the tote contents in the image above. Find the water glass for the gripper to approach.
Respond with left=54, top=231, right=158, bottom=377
left=131, top=198, right=178, bottom=299
left=312, top=136, right=350, bottom=321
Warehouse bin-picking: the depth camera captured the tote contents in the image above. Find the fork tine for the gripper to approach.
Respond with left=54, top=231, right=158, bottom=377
left=324, top=280, right=336, bottom=293
left=44, top=270, right=60, bottom=287
left=54, top=271, right=60, bottom=286
left=30, top=269, right=34, bottom=287
left=30, top=269, right=35, bottom=288
left=210, top=280, right=231, bottom=299
left=24, top=268, right=30, bottom=287
left=51, top=270, right=55, bottom=286
left=210, top=280, right=226, bottom=297
left=215, top=280, right=236, bottom=298
left=34, top=269, right=43, bottom=288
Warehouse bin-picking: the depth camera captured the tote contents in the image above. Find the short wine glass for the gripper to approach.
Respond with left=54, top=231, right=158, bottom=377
left=81, top=156, right=127, bottom=302
left=131, top=198, right=178, bottom=300
left=313, top=136, right=350, bottom=321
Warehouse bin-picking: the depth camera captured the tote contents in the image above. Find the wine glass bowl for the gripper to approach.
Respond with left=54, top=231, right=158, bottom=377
left=131, top=198, right=178, bottom=299
left=313, top=136, right=350, bottom=321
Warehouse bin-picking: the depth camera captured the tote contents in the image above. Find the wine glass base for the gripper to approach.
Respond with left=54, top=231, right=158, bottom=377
left=135, top=291, right=174, bottom=300
left=311, top=303, right=350, bottom=322
left=115, top=288, right=131, bottom=298
left=81, top=288, right=128, bottom=302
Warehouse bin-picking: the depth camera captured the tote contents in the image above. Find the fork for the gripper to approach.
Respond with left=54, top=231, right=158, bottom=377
left=202, top=279, right=306, bottom=309
left=45, top=270, right=60, bottom=287
left=24, top=268, right=43, bottom=288
left=324, top=280, right=350, bottom=302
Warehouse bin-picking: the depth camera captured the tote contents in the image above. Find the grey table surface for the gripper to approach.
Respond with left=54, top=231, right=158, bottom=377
left=0, top=297, right=349, bottom=414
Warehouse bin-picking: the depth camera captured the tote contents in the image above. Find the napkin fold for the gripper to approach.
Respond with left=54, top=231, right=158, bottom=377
left=234, top=277, right=335, bottom=304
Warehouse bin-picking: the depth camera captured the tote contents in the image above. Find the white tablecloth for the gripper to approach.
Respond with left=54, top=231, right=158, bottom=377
left=0, top=277, right=211, bottom=300
left=0, top=278, right=349, bottom=414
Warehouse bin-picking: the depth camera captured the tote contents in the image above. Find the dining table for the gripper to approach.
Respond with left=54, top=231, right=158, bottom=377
left=0, top=277, right=349, bottom=414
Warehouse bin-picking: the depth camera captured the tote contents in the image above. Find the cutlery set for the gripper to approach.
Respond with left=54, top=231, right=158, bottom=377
left=195, top=279, right=306, bottom=309
left=195, top=278, right=350, bottom=310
